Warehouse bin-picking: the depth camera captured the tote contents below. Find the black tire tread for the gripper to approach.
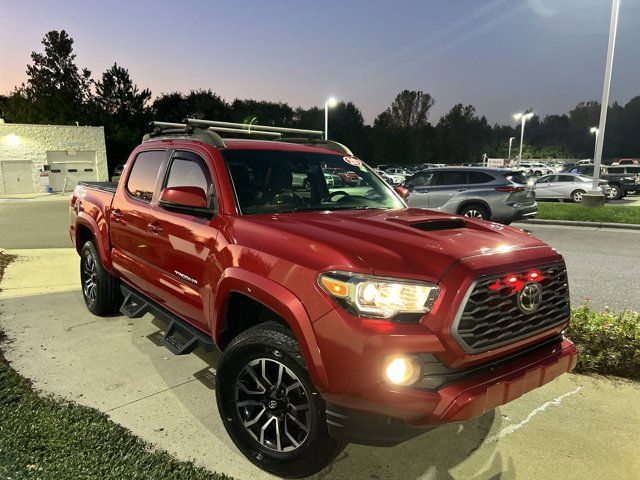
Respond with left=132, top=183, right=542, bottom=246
left=80, top=241, right=121, bottom=316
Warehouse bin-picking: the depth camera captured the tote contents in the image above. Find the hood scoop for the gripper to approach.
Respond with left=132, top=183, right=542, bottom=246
left=410, top=218, right=466, bottom=231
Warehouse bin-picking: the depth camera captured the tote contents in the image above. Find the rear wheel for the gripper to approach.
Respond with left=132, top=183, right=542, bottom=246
left=571, top=189, right=585, bottom=203
left=80, top=241, right=121, bottom=315
left=216, top=322, right=346, bottom=478
left=459, top=204, right=489, bottom=220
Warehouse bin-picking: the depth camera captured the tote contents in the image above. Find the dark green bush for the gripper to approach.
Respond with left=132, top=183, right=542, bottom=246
left=567, top=304, right=640, bottom=380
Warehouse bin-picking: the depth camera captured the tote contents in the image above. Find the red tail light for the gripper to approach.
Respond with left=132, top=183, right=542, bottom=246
left=70, top=194, right=78, bottom=208
left=495, top=186, right=525, bottom=193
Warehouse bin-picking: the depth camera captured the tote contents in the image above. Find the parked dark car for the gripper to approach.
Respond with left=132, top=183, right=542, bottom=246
left=402, top=167, right=536, bottom=224
left=566, top=164, right=640, bottom=199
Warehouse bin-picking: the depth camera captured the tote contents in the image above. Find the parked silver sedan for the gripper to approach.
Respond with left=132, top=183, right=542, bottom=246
left=532, top=173, right=609, bottom=203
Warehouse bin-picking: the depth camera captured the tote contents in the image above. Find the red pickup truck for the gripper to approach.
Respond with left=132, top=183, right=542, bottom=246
left=69, top=120, right=577, bottom=478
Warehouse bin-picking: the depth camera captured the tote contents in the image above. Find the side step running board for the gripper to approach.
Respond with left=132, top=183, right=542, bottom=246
left=119, top=284, right=215, bottom=355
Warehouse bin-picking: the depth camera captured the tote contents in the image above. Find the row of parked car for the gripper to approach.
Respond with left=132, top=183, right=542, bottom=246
left=368, top=160, right=639, bottom=225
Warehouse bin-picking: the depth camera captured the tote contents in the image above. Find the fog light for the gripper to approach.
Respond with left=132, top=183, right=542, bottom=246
left=383, top=356, right=421, bottom=386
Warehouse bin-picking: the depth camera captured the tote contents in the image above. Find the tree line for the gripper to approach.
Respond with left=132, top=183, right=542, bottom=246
left=1, top=30, right=638, bottom=173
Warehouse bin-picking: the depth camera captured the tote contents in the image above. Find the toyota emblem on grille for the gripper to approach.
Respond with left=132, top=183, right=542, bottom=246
left=517, top=282, right=543, bottom=314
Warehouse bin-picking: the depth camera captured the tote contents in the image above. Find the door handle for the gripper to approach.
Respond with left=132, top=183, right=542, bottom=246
left=111, top=209, right=124, bottom=224
left=147, top=223, right=163, bottom=234
left=456, top=188, right=467, bottom=192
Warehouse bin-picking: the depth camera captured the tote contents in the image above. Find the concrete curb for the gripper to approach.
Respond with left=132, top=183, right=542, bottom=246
left=521, top=218, right=640, bottom=231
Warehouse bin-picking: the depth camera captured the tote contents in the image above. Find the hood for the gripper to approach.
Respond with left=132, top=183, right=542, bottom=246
left=234, top=208, right=551, bottom=281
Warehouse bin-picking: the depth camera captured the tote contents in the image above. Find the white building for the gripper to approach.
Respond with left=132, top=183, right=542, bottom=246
left=0, top=121, right=108, bottom=195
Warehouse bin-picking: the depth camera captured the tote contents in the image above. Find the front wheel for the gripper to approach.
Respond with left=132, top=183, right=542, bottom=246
left=216, top=322, right=346, bottom=478
left=80, top=241, right=121, bottom=316
left=571, top=189, right=585, bottom=203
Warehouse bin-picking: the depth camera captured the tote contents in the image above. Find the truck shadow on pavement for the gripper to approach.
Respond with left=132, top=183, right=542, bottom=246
left=143, top=316, right=513, bottom=480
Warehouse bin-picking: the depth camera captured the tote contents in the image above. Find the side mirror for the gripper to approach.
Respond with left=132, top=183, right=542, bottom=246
left=159, top=186, right=216, bottom=217
left=394, top=185, right=410, bottom=200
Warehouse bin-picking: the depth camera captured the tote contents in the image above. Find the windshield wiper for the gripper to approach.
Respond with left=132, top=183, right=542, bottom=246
left=287, top=205, right=385, bottom=213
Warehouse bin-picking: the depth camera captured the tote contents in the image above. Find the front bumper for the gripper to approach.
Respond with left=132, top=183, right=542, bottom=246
left=326, top=336, right=577, bottom=446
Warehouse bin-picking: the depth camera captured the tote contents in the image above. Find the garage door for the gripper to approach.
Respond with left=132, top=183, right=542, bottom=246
left=47, top=151, right=97, bottom=192
left=1, top=161, right=34, bottom=195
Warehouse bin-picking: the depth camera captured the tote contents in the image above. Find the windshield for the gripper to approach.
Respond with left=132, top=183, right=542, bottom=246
left=222, top=149, right=405, bottom=214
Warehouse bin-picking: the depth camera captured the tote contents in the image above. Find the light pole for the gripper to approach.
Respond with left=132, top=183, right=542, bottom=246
left=508, top=136, right=515, bottom=163
left=589, top=0, right=621, bottom=200
left=324, top=97, right=337, bottom=140
left=590, top=127, right=599, bottom=162
left=513, top=112, right=534, bottom=167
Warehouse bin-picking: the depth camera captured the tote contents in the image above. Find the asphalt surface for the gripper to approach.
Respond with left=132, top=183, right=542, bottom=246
left=0, top=198, right=71, bottom=249
left=513, top=222, right=640, bottom=310
left=0, top=199, right=637, bottom=310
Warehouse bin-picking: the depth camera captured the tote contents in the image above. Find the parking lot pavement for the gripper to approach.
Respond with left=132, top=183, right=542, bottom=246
left=513, top=222, right=640, bottom=310
left=1, top=250, right=639, bottom=480
left=0, top=198, right=71, bottom=249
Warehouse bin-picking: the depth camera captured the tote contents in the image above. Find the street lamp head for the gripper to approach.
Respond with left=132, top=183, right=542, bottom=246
left=514, top=112, right=534, bottom=121
left=326, top=97, right=337, bottom=108
left=590, top=127, right=599, bottom=134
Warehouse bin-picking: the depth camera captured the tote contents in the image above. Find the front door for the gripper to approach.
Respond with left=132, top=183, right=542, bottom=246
left=146, top=150, right=221, bottom=330
left=110, top=149, right=168, bottom=291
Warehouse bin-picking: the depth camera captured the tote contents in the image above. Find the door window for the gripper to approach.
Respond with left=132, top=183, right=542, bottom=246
left=432, top=171, right=466, bottom=186
left=126, top=151, right=165, bottom=202
left=557, top=175, right=575, bottom=182
left=467, top=172, right=494, bottom=184
left=165, top=153, right=212, bottom=194
left=536, top=175, right=554, bottom=183
left=406, top=171, right=434, bottom=187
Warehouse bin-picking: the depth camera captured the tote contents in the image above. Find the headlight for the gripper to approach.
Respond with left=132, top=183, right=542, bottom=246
left=318, top=271, right=439, bottom=320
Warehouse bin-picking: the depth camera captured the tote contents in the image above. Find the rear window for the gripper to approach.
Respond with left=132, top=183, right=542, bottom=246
left=504, top=172, right=528, bottom=185
left=126, top=150, right=165, bottom=202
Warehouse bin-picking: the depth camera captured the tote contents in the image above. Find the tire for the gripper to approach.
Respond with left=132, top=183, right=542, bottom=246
left=459, top=204, right=489, bottom=220
left=607, top=184, right=624, bottom=200
left=571, top=189, right=585, bottom=203
left=216, top=322, right=346, bottom=478
left=80, top=241, right=121, bottom=316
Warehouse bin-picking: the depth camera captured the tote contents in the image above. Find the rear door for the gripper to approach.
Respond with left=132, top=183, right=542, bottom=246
left=428, top=170, right=467, bottom=211
left=554, top=175, right=580, bottom=198
left=110, top=149, right=168, bottom=291
left=146, top=150, right=221, bottom=330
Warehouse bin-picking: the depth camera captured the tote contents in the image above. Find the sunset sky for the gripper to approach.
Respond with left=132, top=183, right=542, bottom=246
left=1, top=0, right=639, bottom=124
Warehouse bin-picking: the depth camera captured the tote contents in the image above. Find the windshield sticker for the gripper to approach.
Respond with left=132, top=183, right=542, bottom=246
left=343, top=156, right=362, bottom=167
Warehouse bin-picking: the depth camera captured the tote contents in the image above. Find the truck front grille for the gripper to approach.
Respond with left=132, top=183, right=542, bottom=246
left=452, top=263, right=570, bottom=353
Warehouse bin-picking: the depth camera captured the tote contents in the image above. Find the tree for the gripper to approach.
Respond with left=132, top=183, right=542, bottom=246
left=9, top=30, right=92, bottom=125
left=92, top=64, right=152, bottom=169
left=152, top=90, right=230, bottom=123
left=375, top=90, right=435, bottom=128
left=436, top=104, right=491, bottom=162
left=94, top=63, right=151, bottom=117
left=230, top=99, right=294, bottom=126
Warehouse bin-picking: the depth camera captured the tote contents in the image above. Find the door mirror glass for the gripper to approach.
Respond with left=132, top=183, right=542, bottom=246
left=160, top=186, right=208, bottom=208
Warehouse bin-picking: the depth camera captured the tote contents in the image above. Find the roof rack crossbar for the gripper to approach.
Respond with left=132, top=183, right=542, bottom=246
left=185, top=118, right=324, bottom=137
left=205, top=126, right=282, bottom=137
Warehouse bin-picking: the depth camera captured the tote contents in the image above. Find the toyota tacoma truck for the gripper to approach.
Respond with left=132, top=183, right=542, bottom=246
left=69, top=119, right=577, bottom=478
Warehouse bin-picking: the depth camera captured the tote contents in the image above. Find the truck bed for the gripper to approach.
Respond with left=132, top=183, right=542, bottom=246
left=78, top=181, right=118, bottom=194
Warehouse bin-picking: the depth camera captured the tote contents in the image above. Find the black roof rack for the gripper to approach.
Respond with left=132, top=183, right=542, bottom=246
left=143, top=119, right=353, bottom=155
